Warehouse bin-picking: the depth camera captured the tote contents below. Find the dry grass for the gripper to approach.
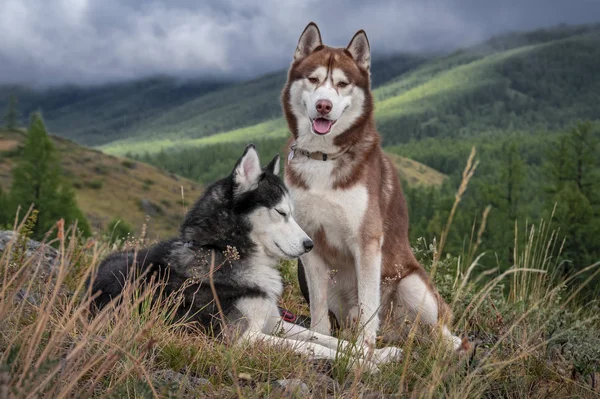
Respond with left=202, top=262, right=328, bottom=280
left=386, top=152, right=448, bottom=187
left=1, top=212, right=599, bottom=398
left=0, top=139, right=19, bottom=153
left=434, top=146, right=479, bottom=265
left=1, top=147, right=599, bottom=398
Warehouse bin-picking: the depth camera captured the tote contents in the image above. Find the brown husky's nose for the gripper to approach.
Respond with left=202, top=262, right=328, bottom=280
left=316, top=99, right=332, bottom=115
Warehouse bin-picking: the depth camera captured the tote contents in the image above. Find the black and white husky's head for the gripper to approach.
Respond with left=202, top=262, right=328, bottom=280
left=180, top=144, right=313, bottom=264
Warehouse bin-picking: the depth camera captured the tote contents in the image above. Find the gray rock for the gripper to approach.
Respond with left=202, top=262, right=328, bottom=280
left=312, top=373, right=340, bottom=395
left=0, top=230, right=60, bottom=277
left=139, top=199, right=162, bottom=216
left=271, top=379, right=310, bottom=396
left=15, top=289, right=40, bottom=306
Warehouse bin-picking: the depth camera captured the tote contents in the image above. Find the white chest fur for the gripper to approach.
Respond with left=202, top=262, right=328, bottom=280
left=286, top=159, right=368, bottom=255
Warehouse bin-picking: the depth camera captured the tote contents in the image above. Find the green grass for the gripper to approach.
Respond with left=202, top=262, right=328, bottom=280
left=102, top=119, right=289, bottom=156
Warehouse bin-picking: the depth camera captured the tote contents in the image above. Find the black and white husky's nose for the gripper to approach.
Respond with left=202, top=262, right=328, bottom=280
left=303, top=239, right=314, bottom=253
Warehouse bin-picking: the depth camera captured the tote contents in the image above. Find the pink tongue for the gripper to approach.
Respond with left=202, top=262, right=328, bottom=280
left=312, top=118, right=333, bottom=134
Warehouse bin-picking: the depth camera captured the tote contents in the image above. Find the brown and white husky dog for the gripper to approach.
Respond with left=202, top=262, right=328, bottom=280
left=282, top=22, right=469, bottom=352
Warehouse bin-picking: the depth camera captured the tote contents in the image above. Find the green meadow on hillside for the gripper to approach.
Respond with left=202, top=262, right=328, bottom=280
left=99, top=23, right=600, bottom=156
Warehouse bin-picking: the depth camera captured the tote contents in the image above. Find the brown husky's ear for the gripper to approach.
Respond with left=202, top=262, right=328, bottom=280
left=266, top=154, right=280, bottom=176
left=294, top=22, right=322, bottom=61
left=346, top=30, right=371, bottom=71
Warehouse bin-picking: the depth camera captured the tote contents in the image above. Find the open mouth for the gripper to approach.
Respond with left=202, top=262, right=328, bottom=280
left=311, top=118, right=336, bottom=135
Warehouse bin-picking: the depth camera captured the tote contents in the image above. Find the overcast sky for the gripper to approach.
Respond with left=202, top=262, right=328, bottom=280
left=1, top=0, right=599, bottom=86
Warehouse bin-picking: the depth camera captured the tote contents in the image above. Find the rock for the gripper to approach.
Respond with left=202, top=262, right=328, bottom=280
left=0, top=230, right=60, bottom=277
left=15, top=289, right=40, bottom=306
left=311, top=373, right=340, bottom=396
left=151, top=369, right=210, bottom=394
left=271, top=379, right=310, bottom=396
left=139, top=199, right=162, bottom=216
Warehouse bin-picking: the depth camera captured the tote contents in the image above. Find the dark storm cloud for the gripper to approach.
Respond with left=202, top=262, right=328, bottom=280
left=0, top=0, right=599, bottom=86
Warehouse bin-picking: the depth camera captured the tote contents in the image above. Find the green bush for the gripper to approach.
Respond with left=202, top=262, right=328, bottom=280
left=85, top=179, right=103, bottom=190
left=106, top=218, right=133, bottom=245
left=121, top=159, right=137, bottom=169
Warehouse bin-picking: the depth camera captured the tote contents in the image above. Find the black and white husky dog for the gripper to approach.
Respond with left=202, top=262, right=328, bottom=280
left=88, top=144, right=400, bottom=367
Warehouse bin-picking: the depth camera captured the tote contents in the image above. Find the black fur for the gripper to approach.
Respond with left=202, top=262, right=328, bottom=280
left=88, top=146, right=287, bottom=336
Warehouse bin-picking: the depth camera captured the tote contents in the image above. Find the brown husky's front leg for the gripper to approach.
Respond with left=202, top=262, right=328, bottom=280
left=352, top=241, right=382, bottom=347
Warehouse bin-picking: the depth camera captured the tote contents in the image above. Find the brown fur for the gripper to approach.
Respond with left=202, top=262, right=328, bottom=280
left=282, top=46, right=448, bottom=305
left=281, top=23, right=464, bottom=351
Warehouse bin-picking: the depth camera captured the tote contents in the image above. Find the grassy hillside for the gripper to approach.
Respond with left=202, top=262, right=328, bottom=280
left=374, top=29, right=600, bottom=145
left=100, top=23, right=600, bottom=158
left=0, top=77, right=228, bottom=146
left=387, top=152, right=447, bottom=186
left=2, top=24, right=598, bottom=157
left=125, top=54, right=424, bottom=137
left=0, top=130, right=201, bottom=238
left=0, top=54, right=424, bottom=148
left=131, top=136, right=447, bottom=187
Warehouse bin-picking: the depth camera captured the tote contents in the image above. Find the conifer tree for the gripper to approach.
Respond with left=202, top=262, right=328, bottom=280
left=9, top=112, right=90, bottom=239
left=4, top=93, right=19, bottom=131
left=0, top=186, right=10, bottom=228
left=547, top=121, right=600, bottom=274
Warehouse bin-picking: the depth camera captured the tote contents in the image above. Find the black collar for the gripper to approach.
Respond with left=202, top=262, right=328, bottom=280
left=288, top=143, right=351, bottom=163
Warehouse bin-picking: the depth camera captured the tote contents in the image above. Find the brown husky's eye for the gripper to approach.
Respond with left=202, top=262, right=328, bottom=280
left=337, top=81, right=349, bottom=88
left=308, top=77, right=319, bottom=84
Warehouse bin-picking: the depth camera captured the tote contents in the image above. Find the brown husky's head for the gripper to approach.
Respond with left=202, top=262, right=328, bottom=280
left=282, top=22, right=374, bottom=151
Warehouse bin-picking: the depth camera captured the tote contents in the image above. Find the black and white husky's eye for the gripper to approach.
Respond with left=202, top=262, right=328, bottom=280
left=275, top=209, right=287, bottom=217
left=337, top=81, right=349, bottom=88
left=308, top=77, right=319, bottom=84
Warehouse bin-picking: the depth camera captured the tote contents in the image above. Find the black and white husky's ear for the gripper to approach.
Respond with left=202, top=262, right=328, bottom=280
left=233, top=144, right=262, bottom=194
left=266, top=154, right=280, bottom=176
left=294, top=22, right=322, bottom=61
left=346, top=29, right=371, bottom=71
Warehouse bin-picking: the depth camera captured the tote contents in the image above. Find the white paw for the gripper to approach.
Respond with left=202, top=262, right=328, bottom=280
left=452, top=335, right=471, bottom=354
left=353, top=358, right=380, bottom=373
left=452, top=335, right=463, bottom=351
left=357, top=327, right=378, bottom=349
left=373, top=346, right=403, bottom=364
left=355, top=333, right=373, bottom=350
